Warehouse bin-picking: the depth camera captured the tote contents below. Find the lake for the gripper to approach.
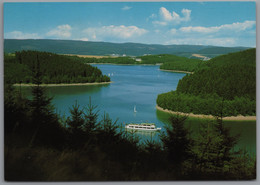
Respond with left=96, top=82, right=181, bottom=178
left=21, top=64, right=256, bottom=154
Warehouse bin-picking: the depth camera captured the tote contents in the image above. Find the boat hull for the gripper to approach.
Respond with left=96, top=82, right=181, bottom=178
left=125, top=127, right=161, bottom=131
left=125, top=123, right=161, bottom=132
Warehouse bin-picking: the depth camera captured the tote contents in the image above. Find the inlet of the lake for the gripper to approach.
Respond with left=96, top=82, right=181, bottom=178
left=20, top=64, right=256, bottom=154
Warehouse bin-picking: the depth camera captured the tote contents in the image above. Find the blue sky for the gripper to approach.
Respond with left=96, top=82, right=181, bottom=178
left=4, top=2, right=256, bottom=47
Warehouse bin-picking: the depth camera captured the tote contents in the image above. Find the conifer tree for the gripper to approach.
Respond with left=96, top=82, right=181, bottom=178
left=66, top=101, right=85, bottom=132
left=29, top=55, right=62, bottom=147
left=83, top=97, right=99, bottom=134
left=194, top=117, right=241, bottom=179
left=160, top=114, right=194, bottom=177
left=65, top=101, right=87, bottom=148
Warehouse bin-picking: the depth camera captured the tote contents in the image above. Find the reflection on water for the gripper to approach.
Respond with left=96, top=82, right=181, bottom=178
left=125, top=128, right=159, bottom=136
left=19, top=84, right=108, bottom=97
left=125, top=129, right=161, bottom=143
left=17, top=65, right=256, bottom=153
left=46, top=84, right=110, bottom=96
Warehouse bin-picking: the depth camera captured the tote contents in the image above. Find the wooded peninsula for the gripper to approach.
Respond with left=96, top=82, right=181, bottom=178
left=4, top=51, right=110, bottom=85
left=157, top=49, right=256, bottom=117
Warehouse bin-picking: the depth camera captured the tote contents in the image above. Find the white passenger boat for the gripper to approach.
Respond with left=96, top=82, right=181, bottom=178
left=125, top=123, right=161, bottom=131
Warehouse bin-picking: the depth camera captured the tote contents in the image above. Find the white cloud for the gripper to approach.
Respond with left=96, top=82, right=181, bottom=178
left=160, top=7, right=173, bottom=22
left=180, top=26, right=218, bottom=33
left=219, top=20, right=255, bottom=31
left=162, top=20, right=255, bottom=47
left=5, top=31, right=41, bottom=39
left=181, top=9, right=191, bottom=22
left=180, top=20, right=255, bottom=33
left=46, top=24, right=72, bottom=38
left=122, top=6, right=132, bottom=10
left=152, top=21, right=167, bottom=26
left=158, top=7, right=191, bottom=25
left=83, top=25, right=148, bottom=40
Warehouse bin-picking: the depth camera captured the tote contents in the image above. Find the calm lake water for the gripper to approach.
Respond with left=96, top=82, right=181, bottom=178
left=21, top=64, right=256, bottom=153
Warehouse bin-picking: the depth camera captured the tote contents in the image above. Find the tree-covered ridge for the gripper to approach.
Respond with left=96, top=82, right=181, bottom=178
left=80, top=56, right=137, bottom=64
left=79, top=53, right=202, bottom=72
left=4, top=39, right=249, bottom=57
left=4, top=51, right=110, bottom=84
left=157, top=91, right=255, bottom=116
left=157, top=49, right=256, bottom=116
left=177, top=48, right=256, bottom=100
left=141, top=54, right=201, bottom=66
left=158, top=55, right=202, bottom=72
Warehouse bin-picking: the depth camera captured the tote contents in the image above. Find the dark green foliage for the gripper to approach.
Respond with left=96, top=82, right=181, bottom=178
left=81, top=54, right=202, bottom=73
left=4, top=50, right=110, bottom=84
left=177, top=49, right=256, bottom=100
left=65, top=98, right=100, bottom=148
left=83, top=56, right=137, bottom=64
left=160, top=61, right=201, bottom=72
left=191, top=118, right=256, bottom=180
left=83, top=97, right=99, bottom=133
left=158, top=55, right=202, bottom=72
left=98, top=113, right=118, bottom=136
left=157, top=91, right=256, bottom=116
left=161, top=115, right=194, bottom=176
left=66, top=101, right=85, bottom=131
left=157, top=49, right=256, bottom=116
left=28, top=58, right=66, bottom=148
left=4, top=82, right=30, bottom=134
left=65, top=102, right=88, bottom=148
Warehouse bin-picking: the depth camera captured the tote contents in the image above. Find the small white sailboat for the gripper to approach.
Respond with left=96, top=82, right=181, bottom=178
left=134, top=105, right=137, bottom=113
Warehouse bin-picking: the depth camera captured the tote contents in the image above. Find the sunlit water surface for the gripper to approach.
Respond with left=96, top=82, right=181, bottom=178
left=20, top=64, right=256, bottom=153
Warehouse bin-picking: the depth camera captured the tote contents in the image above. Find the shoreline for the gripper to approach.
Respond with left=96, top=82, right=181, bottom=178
left=62, top=54, right=117, bottom=59
left=156, top=105, right=256, bottom=121
left=13, top=81, right=113, bottom=87
left=160, top=69, right=194, bottom=74
left=88, top=63, right=161, bottom=66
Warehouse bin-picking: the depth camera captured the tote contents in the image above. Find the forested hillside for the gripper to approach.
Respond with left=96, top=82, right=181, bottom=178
left=79, top=54, right=202, bottom=72
left=158, top=55, right=202, bottom=72
left=79, top=56, right=137, bottom=64
left=157, top=49, right=256, bottom=116
left=4, top=51, right=110, bottom=84
left=4, top=39, right=249, bottom=57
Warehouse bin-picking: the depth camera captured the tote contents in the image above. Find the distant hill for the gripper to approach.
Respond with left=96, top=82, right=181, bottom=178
left=4, top=39, right=249, bottom=57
